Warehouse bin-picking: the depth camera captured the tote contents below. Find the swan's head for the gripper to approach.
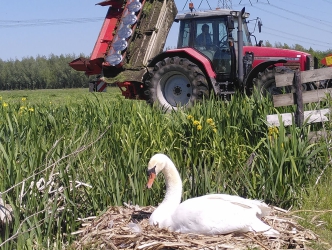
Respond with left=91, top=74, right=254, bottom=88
left=146, top=153, right=170, bottom=189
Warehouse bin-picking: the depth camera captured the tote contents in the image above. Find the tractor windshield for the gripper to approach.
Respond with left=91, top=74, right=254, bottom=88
left=177, top=17, right=229, bottom=52
left=177, top=15, right=252, bottom=80
left=177, top=16, right=251, bottom=50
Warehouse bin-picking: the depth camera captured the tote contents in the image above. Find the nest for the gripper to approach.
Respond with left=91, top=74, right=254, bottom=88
left=72, top=204, right=319, bottom=250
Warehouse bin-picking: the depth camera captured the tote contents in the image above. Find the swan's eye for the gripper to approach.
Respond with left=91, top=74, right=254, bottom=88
left=147, top=166, right=156, bottom=176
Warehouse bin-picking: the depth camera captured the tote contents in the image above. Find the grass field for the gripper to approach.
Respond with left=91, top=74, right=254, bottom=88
left=0, top=88, right=123, bottom=104
left=0, top=88, right=331, bottom=249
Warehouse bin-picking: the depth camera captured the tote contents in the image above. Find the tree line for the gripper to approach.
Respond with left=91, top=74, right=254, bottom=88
left=0, top=44, right=331, bottom=90
left=0, top=54, right=92, bottom=90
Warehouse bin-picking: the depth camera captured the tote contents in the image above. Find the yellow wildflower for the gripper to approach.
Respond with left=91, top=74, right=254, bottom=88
left=28, top=108, right=34, bottom=112
left=3, top=102, right=8, bottom=107
left=197, top=125, right=202, bottom=130
left=213, top=128, right=217, bottom=133
left=187, top=115, right=193, bottom=120
left=268, top=126, right=279, bottom=140
left=20, top=106, right=26, bottom=110
left=193, top=120, right=200, bottom=126
left=206, top=118, right=213, bottom=124
left=21, top=97, right=27, bottom=101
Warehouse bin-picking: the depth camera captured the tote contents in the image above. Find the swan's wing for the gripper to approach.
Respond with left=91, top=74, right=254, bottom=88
left=171, top=197, right=273, bottom=235
left=202, top=194, right=272, bottom=218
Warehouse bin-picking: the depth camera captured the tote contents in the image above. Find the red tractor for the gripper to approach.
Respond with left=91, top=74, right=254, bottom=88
left=70, top=0, right=320, bottom=110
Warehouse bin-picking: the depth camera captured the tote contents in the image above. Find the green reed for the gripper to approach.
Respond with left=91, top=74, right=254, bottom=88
left=0, top=89, right=330, bottom=249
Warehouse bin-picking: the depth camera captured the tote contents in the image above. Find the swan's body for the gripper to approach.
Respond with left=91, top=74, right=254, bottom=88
left=146, top=153, right=279, bottom=236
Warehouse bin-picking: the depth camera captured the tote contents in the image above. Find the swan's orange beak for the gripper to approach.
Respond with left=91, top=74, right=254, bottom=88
left=146, top=172, right=156, bottom=189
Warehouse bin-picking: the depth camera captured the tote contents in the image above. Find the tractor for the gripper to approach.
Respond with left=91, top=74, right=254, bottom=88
left=69, top=0, right=320, bottom=110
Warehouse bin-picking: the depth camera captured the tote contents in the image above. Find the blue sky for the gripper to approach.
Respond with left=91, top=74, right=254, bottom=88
left=1, top=0, right=332, bottom=61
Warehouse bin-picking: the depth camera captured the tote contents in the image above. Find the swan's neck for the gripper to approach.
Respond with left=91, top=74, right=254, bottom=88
left=149, top=157, right=183, bottom=228
left=161, top=159, right=182, bottom=206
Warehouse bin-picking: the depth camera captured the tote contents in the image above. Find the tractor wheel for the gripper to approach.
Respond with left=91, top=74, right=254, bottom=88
left=253, top=67, right=293, bottom=96
left=145, top=57, right=209, bottom=110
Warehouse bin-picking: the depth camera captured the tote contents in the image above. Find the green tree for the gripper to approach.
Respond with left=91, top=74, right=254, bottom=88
left=264, top=40, right=272, bottom=47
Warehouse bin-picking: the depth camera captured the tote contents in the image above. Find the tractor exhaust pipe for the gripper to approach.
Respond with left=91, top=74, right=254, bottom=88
left=237, top=8, right=245, bottom=86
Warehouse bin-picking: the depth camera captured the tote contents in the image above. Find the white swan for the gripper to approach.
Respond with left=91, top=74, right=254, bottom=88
left=146, top=153, right=279, bottom=236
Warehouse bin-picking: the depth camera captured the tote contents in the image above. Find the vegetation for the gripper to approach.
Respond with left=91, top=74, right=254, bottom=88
left=0, top=88, right=331, bottom=249
left=0, top=54, right=92, bottom=90
left=297, top=168, right=332, bottom=249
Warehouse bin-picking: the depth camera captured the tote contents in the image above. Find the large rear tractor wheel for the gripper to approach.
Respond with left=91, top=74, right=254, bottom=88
left=145, top=57, right=209, bottom=110
left=253, top=67, right=293, bottom=96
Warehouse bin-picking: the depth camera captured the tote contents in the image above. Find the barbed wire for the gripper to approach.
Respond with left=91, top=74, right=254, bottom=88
left=261, top=31, right=332, bottom=49
left=0, top=17, right=104, bottom=28
left=262, top=26, right=332, bottom=47
left=251, top=5, right=332, bottom=34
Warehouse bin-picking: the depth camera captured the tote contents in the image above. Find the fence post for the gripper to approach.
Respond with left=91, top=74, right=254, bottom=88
left=294, top=69, right=304, bottom=126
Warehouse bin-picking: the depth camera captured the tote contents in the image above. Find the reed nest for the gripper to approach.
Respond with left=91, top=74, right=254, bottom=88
left=72, top=204, right=319, bottom=250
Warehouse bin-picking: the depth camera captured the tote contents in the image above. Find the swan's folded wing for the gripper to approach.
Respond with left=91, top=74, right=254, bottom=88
left=201, top=194, right=272, bottom=218
left=171, top=197, right=269, bottom=235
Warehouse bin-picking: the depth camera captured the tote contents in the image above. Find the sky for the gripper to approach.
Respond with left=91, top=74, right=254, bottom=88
left=1, top=0, right=332, bottom=61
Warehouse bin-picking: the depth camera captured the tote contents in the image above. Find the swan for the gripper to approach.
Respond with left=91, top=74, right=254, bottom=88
left=146, top=153, right=279, bottom=236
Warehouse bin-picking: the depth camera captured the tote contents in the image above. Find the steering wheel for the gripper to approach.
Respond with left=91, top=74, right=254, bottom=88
left=219, top=35, right=228, bottom=48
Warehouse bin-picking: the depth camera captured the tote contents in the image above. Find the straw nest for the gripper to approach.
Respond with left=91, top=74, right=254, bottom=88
left=71, top=202, right=321, bottom=250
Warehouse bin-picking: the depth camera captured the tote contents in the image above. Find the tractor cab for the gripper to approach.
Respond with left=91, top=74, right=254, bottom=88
left=175, top=9, right=252, bottom=82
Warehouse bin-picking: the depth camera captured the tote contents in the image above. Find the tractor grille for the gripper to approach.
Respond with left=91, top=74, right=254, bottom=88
left=283, top=62, right=300, bottom=70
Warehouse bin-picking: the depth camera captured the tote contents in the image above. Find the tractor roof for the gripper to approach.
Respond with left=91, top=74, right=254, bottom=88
left=175, top=9, right=250, bottom=21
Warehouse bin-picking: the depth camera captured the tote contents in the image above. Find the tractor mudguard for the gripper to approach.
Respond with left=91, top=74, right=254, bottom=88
left=147, top=48, right=216, bottom=80
left=245, top=59, right=287, bottom=90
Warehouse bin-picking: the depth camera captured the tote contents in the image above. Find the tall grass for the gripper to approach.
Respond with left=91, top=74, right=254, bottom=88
left=0, top=89, right=330, bottom=248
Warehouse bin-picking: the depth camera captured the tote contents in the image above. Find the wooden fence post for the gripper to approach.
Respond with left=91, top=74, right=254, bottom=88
left=294, top=69, right=304, bottom=127
left=269, top=67, right=332, bottom=128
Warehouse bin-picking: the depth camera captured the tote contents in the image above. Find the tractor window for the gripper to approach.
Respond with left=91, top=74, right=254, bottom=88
left=194, top=22, right=213, bottom=48
left=231, top=19, right=251, bottom=45
left=218, top=22, right=228, bottom=47
left=178, top=21, right=191, bottom=48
